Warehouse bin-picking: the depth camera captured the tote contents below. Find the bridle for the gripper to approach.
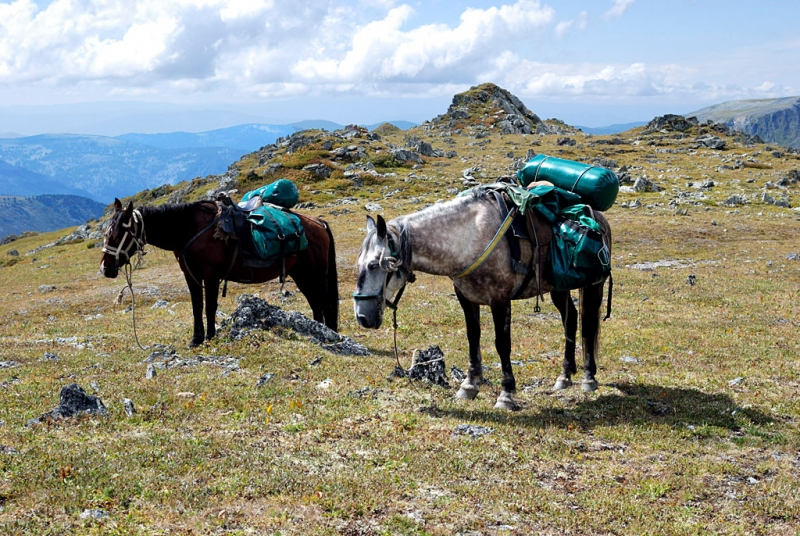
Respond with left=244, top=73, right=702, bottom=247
left=352, top=229, right=415, bottom=312
left=102, top=209, right=147, bottom=269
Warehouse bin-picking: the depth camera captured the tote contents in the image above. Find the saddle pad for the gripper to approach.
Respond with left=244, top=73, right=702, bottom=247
left=246, top=206, right=308, bottom=261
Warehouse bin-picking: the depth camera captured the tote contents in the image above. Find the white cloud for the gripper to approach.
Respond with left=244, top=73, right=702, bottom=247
left=604, top=0, right=634, bottom=19
left=0, top=0, right=794, bottom=110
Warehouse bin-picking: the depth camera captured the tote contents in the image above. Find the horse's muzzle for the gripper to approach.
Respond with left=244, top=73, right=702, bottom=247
left=99, top=262, right=119, bottom=279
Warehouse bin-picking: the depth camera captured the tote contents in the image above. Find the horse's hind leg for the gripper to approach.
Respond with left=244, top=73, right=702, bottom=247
left=551, top=290, right=578, bottom=390
left=205, top=278, right=220, bottom=341
left=491, top=301, right=519, bottom=411
left=579, top=283, right=604, bottom=392
left=185, top=276, right=205, bottom=347
left=454, top=287, right=482, bottom=401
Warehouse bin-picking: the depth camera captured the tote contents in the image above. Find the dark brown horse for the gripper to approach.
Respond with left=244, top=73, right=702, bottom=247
left=100, top=198, right=338, bottom=346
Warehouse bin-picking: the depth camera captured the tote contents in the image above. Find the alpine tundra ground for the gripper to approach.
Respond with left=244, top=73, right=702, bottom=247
left=1, top=119, right=799, bottom=535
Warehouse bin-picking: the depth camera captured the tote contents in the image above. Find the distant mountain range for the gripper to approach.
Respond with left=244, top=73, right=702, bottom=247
left=688, top=97, right=800, bottom=148
left=576, top=122, right=647, bottom=135
left=0, top=120, right=417, bottom=203
left=0, top=194, right=105, bottom=238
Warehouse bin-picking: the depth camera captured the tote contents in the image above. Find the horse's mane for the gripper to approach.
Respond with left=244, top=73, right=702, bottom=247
left=137, top=200, right=217, bottom=241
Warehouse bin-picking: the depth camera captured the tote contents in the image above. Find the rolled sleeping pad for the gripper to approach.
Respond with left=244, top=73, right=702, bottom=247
left=241, top=178, right=300, bottom=209
left=516, top=154, right=619, bottom=211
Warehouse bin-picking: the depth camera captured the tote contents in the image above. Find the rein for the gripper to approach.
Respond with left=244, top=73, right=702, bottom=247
left=104, top=209, right=149, bottom=351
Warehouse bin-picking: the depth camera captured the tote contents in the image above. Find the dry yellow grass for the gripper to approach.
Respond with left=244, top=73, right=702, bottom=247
left=1, top=121, right=799, bottom=534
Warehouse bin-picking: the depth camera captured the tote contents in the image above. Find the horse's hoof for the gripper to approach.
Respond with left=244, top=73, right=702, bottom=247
left=581, top=378, right=598, bottom=392
left=456, top=384, right=479, bottom=400
left=189, top=339, right=203, bottom=348
left=494, top=392, right=519, bottom=411
left=553, top=375, right=572, bottom=390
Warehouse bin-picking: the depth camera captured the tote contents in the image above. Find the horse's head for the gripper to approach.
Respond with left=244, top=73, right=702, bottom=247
left=99, top=198, right=145, bottom=278
left=353, top=215, right=413, bottom=329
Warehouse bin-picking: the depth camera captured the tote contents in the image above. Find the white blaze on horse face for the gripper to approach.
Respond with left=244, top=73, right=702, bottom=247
left=354, top=232, right=393, bottom=329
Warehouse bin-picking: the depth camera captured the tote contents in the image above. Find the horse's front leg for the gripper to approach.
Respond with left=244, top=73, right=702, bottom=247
left=184, top=275, right=205, bottom=347
left=205, top=278, right=220, bottom=341
left=578, top=283, right=605, bottom=392
left=491, top=301, right=518, bottom=410
left=454, top=287, right=482, bottom=401
left=551, top=290, right=578, bottom=390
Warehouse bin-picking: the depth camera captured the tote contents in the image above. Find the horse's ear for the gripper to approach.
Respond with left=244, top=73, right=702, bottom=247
left=114, top=198, right=122, bottom=212
left=376, top=215, right=387, bottom=239
left=366, top=215, right=376, bottom=234
left=124, top=201, right=134, bottom=216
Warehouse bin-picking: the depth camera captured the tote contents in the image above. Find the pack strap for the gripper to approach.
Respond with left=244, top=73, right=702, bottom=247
left=453, top=205, right=517, bottom=279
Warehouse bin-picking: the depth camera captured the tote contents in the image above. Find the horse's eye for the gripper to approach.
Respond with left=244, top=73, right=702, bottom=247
left=368, top=261, right=379, bottom=271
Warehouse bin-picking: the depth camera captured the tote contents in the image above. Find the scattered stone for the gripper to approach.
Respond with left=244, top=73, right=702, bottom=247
left=787, top=253, right=800, bottom=261
left=79, top=509, right=109, bottom=520
left=762, top=191, right=791, bottom=208
left=310, top=356, right=323, bottom=366
left=7, top=249, right=19, bottom=256
left=364, top=202, right=383, bottom=212
left=146, top=364, right=157, bottom=379
left=620, top=356, right=640, bottom=364
left=90, top=381, right=100, bottom=392
left=316, top=378, right=333, bottom=390
left=722, top=194, right=747, bottom=206
left=695, top=134, right=727, bottom=150
left=453, top=424, right=494, bottom=439
left=39, top=285, right=56, bottom=293
left=122, top=398, right=136, bottom=417
left=150, top=300, right=169, bottom=309
left=450, top=366, right=466, bottom=382
left=686, top=274, right=697, bottom=286
left=176, top=392, right=195, bottom=398
left=29, top=384, right=107, bottom=425
left=391, top=345, right=449, bottom=387
left=255, top=373, right=275, bottom=388
left=225, top=294, right=369, bottom=356
left=728, top=377, right=744, bottom=386
left=42, top=351, right=59, bottom=361
left=0, top=361, right=19, bottom=369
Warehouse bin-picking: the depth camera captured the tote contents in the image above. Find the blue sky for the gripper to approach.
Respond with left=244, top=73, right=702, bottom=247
left=0, top=0, right=798, bottom=135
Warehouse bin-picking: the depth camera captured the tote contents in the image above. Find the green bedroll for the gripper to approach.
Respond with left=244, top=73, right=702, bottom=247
left=516, top=154, right=619, bottom=211
left=241, top=178, right=300, bottom=209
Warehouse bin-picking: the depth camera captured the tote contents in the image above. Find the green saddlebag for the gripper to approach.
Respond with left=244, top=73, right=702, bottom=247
left=241, top=178, right=299, bottom=209
left=246, top=206, right=308, bottom=261
left=546, top=203, right=611, bottom=291
left=516, top=154, right=619, bottom=211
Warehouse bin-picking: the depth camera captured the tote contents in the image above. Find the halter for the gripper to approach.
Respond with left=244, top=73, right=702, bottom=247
left=352, top=230, right=415, bottom=311
left=102, top=209, right=147, bottom=268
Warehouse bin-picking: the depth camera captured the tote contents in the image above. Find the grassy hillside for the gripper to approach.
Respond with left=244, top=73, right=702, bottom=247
left=0, top=194, right=105, bottom=238
left=0, top=106, right=799, bottom=534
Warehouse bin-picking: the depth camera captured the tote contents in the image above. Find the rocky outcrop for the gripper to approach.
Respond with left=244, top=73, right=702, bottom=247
left=426, top=83, right=542, bottom=135
left=689, top=97, right=800, bottom=149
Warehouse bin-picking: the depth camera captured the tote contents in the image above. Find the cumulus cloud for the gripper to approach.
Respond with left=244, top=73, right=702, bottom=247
left=0, top=0, right=792, bottom=109
left=604, top=0, right=635, bottom=19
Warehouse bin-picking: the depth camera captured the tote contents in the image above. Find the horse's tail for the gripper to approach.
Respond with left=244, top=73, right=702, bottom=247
left=322, top=219, right=340, bottom=332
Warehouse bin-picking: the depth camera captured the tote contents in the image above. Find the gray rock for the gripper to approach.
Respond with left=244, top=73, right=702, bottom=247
left=761, top=191, right=791, bottom=208
left=364, top=202, right=383, bottom=212
left=0, top=361, right=19, bottom=369
left=695, top=134, right=727, bottom=150
left=150, top=300, right=169, bottom=309
left=226, top=295, right=369, bottom=356
left=29, top=384, right=107, bottom=425
left=39, top=285, right=56, bottom=293
left=255, top=373, right=275, bottom=388
left=391, top=345, right=448, bottom=387
left=453, top=424, right=494, bottom=438
left=122, top=398, right=136, bottom=417
left=146, top=364, right=157, bottom=379
left=79, top=509, right=109, bottom=520
left=42, top=352, right=59, bottom=361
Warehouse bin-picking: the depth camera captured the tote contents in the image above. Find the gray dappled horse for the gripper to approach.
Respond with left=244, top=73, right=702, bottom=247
left=353, top=188, right=612, bottom=410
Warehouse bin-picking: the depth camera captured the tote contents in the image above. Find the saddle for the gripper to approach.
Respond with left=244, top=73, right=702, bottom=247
left=214, top=192, right=307, bottom=270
